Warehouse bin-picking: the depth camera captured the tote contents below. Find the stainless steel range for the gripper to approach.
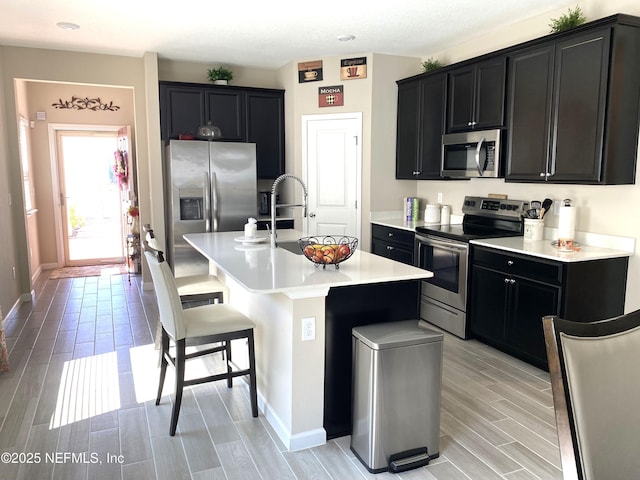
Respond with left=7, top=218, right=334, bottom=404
left=414, top=196, right=527, bottom=338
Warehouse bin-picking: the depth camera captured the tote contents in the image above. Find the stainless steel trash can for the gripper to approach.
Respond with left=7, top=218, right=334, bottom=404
left=350, top=320, right=444, bottom=473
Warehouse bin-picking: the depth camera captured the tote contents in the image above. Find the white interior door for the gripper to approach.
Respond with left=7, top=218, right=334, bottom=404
left=303, top=113, right=361, bottom=238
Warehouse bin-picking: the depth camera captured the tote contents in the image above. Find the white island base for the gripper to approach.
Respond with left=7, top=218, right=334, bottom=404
left=184, top=231, right=432, bottom=451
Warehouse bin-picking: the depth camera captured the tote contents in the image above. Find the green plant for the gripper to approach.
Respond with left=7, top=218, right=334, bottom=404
left=549, top=6, right=586, bottom=33
left=207, top=66, right=234, bottom=82
left=69, top=205, right=85, bottom=234
left=421, top=58, right=445, bottom=73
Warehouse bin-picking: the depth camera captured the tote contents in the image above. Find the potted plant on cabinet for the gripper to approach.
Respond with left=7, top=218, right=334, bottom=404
left=207, top=66, right=234, bottom=85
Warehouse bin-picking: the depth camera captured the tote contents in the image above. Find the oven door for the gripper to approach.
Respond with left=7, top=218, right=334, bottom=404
left=415, top=234, right=468, bottom=311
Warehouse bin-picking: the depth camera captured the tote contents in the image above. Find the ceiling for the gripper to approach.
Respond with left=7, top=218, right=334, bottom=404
left=1, top=0, right=576, bottom=69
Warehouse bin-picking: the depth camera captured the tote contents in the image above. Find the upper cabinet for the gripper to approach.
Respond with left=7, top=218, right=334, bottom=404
left=396, top=14, right=640, bottom=185
left=205, top=89, right=245, bottom=141
left=506, top=19, right=640, bottom=184
left=159, top=81, right=285, bottom=179
left=396, top=73, right=447, bottom=179
left=447, top=57, right=506, bottom=132
left=246, top=92, right=285, bottom=179
left=160, top=84, right=206, bottom=140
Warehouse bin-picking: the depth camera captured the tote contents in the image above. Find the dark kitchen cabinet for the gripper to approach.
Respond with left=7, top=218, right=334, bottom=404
left=447, top=57, right=506, bottom=132
left=371, top=224, right=415, bottom=265
left=506, top=21, right=640, bottom=184
left=246, top=91, right=285, bottom=179
left=159, top=85, right=206, bottom=140
left=205, top=89, right=245, bottom=141
left=396, top=73, right=447, bottom=179
left=159, top=81, right=285, bottom=179
left=469, top=246, right=629, bottom=369
left=471, top=262, right=559, bottom=367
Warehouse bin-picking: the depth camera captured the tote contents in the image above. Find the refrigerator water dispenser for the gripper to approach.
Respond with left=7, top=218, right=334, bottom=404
left=179, top=197, right=204, bottom=221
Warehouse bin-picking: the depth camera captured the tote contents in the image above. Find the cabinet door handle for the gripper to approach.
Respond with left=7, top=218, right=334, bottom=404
left=387, top=246, right=394, bottom=251
left=504, top=278, right=510, bottom=284
left=468, top=121, right=473, bottom=126
left=510, top=279, right=516, bottom=285
left=388, top=232, right=394, bottom=237
left=507, top=260, right=514, bottom=266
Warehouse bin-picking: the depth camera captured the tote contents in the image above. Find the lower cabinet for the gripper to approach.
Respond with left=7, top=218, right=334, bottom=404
left=370, top=224, right=415, bottom=266
left=256, top=218, right=293, bottom=230
left=469, top=246, right=628, bottom=369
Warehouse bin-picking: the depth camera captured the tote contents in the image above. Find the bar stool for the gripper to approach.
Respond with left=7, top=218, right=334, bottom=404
left=143, top=224, right=227, bottom=305
left=143, top=241, right=258, bottom=436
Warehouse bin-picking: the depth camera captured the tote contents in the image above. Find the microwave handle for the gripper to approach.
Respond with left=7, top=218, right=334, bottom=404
left=475, top=136, right=486, bottom=176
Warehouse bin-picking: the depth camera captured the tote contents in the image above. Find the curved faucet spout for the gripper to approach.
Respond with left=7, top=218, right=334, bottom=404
left=270, top=174, right=308, bottom=248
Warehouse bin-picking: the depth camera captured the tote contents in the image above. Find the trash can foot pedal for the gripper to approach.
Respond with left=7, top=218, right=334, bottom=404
left=388, top=447, right=429, bottom=473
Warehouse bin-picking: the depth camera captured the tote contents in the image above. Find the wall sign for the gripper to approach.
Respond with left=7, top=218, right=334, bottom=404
left=340, top=57, right=367, bottom=80
left=298, top=60, right=323, bottom=83
left=318, top=85, right=344, bottom=107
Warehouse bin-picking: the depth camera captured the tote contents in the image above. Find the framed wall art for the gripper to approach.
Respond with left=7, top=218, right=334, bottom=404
left=340, top=57, right=367, bottom=80
left=318, top=85, right=344, bottom=107
left=298, top=60, right=323, bottom=83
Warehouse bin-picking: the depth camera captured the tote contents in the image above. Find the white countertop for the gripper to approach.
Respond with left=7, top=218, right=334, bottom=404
left=370, top=211, right=462, bottom=232
left=471, top=236, right=633, bottom=262
left=371, top=211, right=635, bottom=263
left=184, top=230, right=433, bottom=295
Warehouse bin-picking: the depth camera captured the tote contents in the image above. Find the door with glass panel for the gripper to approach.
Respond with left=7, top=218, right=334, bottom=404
left=56, top=131, right=125, bottom=266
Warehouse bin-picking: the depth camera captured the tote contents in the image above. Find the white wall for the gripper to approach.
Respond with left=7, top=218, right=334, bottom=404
left=278, top=53, right=422, bottom=249
left=0, top=47, right=21, bottom=315
left=412, top=1, right=640, bottom=312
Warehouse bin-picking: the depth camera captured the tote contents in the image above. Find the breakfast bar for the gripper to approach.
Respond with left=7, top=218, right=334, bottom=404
left=183, top=230, right=433, bottom=451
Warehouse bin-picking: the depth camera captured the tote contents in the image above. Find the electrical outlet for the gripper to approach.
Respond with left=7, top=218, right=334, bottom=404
left=302, top=317, right=315, bottom=341
left=437, top=192, right=443, bottom=204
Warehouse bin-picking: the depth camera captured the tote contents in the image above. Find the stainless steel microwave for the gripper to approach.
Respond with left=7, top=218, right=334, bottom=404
left=441, top=129, right=502, bottom=178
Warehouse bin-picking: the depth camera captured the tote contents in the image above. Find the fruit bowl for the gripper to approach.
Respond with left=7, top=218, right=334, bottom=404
left=298, top=236, right=358, bottom=270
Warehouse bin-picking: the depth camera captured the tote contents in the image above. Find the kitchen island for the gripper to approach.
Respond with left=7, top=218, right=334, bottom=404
left=183, top=230, right=433, bottom=451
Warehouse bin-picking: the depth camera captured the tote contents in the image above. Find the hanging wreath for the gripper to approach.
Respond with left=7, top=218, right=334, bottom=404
left=113, top=150, right=128, bottom=189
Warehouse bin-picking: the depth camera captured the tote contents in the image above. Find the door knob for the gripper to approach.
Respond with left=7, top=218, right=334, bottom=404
left=309, top=213, right=316, bottom=218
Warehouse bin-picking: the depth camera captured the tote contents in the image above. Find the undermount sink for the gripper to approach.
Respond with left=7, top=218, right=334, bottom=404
left=278, top=241, right=302, bottom=255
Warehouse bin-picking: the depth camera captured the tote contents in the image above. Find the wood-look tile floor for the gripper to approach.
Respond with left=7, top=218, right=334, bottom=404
left=0, top=272, right=562, bottom=480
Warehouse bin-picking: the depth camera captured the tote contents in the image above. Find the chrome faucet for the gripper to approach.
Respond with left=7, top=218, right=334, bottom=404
left=270, top=174, right=308, bottom=248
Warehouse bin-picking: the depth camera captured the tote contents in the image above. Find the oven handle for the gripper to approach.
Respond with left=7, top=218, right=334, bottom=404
left=416, top=235, right=469, bottom=253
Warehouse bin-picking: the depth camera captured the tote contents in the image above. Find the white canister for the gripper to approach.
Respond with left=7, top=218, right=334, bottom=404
left=524, top=218, right=544, bottom=242
left=424, top=203, right=441, bottom=224
left=440, top=205, right=451, bottom=225
left=244, top=217, right=257, bottom=239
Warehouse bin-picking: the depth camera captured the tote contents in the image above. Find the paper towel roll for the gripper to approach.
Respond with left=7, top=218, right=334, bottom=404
left=558, top=205, right=576, bottom=240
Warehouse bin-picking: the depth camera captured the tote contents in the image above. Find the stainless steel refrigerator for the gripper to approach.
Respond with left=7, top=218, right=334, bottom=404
left=164, top=140, right=257, bottom=278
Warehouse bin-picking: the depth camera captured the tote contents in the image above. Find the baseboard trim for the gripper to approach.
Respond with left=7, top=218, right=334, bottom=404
left=259, top=392, right=327, bottom=451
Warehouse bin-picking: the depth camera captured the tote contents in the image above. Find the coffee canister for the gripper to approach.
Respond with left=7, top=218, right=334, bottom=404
left=440, top=205, right=451, bottom=225
left=424, top=203, right=441, bottom=224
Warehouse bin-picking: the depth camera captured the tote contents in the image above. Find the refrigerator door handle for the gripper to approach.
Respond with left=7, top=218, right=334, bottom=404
left=211, top=171, right=219, bottom=232
left=204, top=172, right=211, bottom=233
